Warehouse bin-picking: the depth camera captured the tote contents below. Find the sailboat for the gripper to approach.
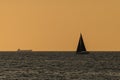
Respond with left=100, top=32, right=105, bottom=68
left=76, top=33, right=89, bottom=54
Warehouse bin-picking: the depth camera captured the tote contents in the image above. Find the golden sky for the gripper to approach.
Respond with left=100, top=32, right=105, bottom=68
left=0, top=0, right=120, bottom=51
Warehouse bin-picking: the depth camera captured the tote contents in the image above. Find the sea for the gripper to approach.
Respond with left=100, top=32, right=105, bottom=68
left=0, top=51, right=119, bottom=80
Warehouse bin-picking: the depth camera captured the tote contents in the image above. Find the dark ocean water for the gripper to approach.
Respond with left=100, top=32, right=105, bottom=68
left=0, top=51, right=119, bottom=80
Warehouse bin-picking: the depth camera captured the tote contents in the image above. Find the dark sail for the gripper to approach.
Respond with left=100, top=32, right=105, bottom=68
left=76, top=33, right=87, bottom=54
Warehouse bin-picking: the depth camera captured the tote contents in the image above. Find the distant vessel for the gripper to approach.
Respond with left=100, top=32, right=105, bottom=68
left=17, top=49, right=32, bottom=53
left=76, top=33, right=89, bottom=54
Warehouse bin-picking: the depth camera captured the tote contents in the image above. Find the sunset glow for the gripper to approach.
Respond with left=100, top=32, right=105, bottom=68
left=0, top=0, right=120, bottom=51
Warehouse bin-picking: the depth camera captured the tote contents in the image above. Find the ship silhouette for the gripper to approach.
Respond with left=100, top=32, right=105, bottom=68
left=17, top=49, right=32, bottom=53
left=76, top=33, right=89, bottom=54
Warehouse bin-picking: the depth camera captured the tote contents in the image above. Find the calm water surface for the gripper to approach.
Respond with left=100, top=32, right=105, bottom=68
left=0, top=52, right=119, bottom=80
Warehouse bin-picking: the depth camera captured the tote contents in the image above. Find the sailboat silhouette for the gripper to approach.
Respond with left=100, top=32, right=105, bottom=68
left=76, top=33, right=89, bottom=54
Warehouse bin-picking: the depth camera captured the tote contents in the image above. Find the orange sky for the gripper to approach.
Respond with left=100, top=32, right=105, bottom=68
left=0, top=0, right=120, bottom=51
